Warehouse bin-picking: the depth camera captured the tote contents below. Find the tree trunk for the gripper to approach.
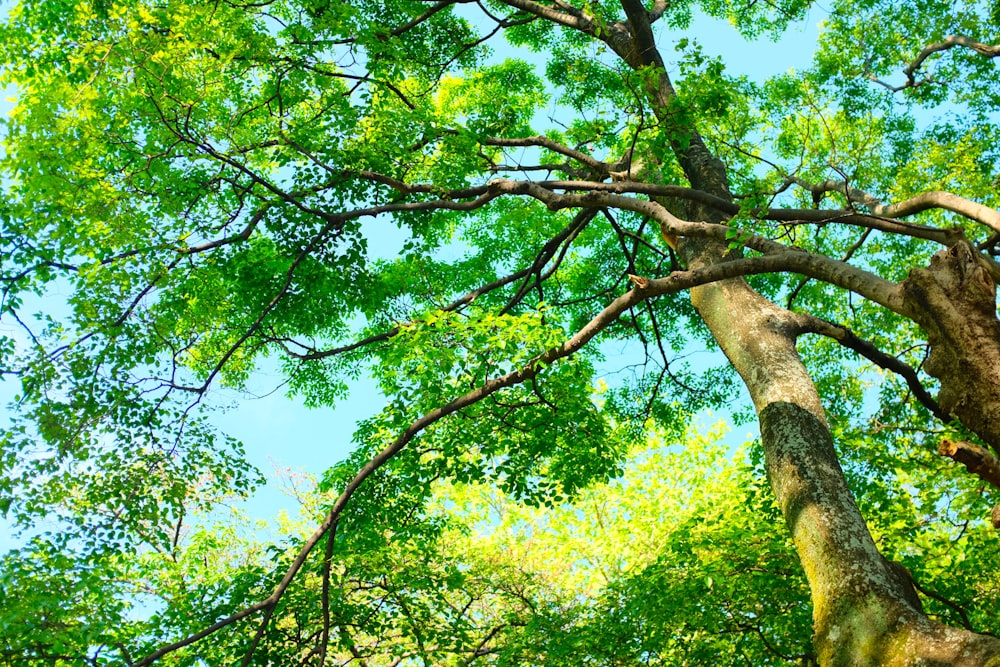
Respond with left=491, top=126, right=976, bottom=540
left=686, top=258, right=1000, bottom=666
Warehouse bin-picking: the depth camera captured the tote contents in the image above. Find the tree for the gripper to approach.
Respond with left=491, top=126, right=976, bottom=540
left=2, top=0, right=1000, bottom=664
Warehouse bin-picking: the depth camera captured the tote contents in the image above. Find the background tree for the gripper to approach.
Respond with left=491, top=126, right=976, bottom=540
left=2, top=0, right=1000, bottom=665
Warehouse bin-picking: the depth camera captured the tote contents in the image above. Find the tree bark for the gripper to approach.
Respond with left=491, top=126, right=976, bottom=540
left=938, top=439, right=1000, bottom=490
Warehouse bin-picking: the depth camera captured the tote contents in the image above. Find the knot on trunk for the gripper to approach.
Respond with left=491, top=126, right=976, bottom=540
left=901, top=241, right=1000, bottom=453
left=905, top=241, right=996, bottom=316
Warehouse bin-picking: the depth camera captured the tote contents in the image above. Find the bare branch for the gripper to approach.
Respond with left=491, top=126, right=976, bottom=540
left=648, top=0, right=669, bottom=23
left=874, top=191, right=1000, bottom=235
left=135, top=603, right=264, bottom=666
left=868, top=34, right=1000, bottom=91
left=796, top=314, right=948, bottom=422
left=786, top=228, right=872, bottom=309
left=482, top=136, right=610, bottom=177
left=181, top=207, right=264, bottom=253
left=390, top=0, right=471, bottom=37
left=492, top=0, right=594, bottom=32
left=785, top=176, right=883, bottom=209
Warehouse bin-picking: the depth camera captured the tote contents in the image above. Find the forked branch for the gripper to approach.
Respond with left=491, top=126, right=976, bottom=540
left=788, top=177, right=1000, bottom=236
left=868, top=34, right=1000, bottom=90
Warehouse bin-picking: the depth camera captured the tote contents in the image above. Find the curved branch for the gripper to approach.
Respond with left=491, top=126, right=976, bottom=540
left=482, top=136, right=610, bottom=177
left=784, top=175, right=882, bottom=209
left=787, top=177, right=1000, bottom=236
left=82, top=176, right=983, bottom=408
left=908, top=575, right=984, bottom=634
left=94, top=175, right=977, bottom=399
left=137, top=263, right=640, bottom=665
left=787, top=228, right=872, bottom=310
left=874, top=191, right=1000, bottom=235
left=795, top=313, right=948, bottom=422
left=181, top=207, right=264, bottom=254
left=904, top=34, right=1000, bottom=81
left=495, top=0, right=638, bottom=57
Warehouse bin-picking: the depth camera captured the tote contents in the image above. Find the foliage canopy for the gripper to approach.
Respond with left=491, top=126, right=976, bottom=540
left=2, top=0, right=1000, bottom=665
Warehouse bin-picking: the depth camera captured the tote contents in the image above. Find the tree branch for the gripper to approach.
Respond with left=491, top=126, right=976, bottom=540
left=486, top=178, right=907, bottom=313
left=648, top=0, right=670, bottom=23
left=500, top=208, right=596, bottom=313
left=909, top=576, right=981, bottom=633
left=620, top=0, right=663, bottom=67
left=795, top=314, right=948, bottom=422
left=492, top=0, right=594, bottom=33
left=287, top=212, right=593, bottom=360
left=532, top=179, right=962, bottom=245
left=904, top=34, right=1000, bottom=83
left=788, top=177, right=1000, bottom=236
left=390, top=0, right=472, bottom=37
left=482, top=135, right=610, bottom=177
left=938, top=439, right=1000, bottom=490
